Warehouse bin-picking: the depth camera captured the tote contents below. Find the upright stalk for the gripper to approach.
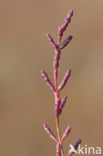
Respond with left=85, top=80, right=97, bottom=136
left=41, top=9, right=81, bottom=156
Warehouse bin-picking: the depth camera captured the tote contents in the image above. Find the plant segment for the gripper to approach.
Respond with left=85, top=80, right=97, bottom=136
left=41, top=10, right=81, bottom=156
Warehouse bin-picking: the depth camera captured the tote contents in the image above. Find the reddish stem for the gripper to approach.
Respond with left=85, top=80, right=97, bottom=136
left=53, top=49, right=64, bottom=156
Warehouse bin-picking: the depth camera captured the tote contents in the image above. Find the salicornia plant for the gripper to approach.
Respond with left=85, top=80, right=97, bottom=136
left=41, top=9, right=81, bottom=156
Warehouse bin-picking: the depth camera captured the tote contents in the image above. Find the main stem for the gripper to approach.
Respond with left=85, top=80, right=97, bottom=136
left=56, top=116, right=61, bottom=142
left=56, top=116, right=64, bottom=156
left=54, top=54, right=64, bottom=156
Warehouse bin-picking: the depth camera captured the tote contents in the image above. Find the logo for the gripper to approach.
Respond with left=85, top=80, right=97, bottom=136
left=69, top=144, right=102, bottom=155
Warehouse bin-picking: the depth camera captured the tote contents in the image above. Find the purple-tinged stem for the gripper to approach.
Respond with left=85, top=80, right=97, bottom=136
left=74, top=139, right=81, bottom=150
left=43, top=123, right=58, bottom=143
left=58, top=96, right=67, bottom=115
left=41, top=69, right=55, bottom=91
left=59, top=36, right=73, bottom=50
left=53, top=50, right=61, bottom=70
left=61, top=126, right=71, bottom=143
left=58, top=10, right=73, bottom=44
left=58, top=69, right=71, bottom=91
left=54, top=98, right=61, bottom=117
left=68, top=139, right=81, bottom=156
left=47, top=33, right=59, bottom=50
left=56, top=143, right=61, bottom=156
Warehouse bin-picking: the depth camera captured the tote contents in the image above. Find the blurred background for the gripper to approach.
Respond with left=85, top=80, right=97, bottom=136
left=0, top=0, right=103, bottom=155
